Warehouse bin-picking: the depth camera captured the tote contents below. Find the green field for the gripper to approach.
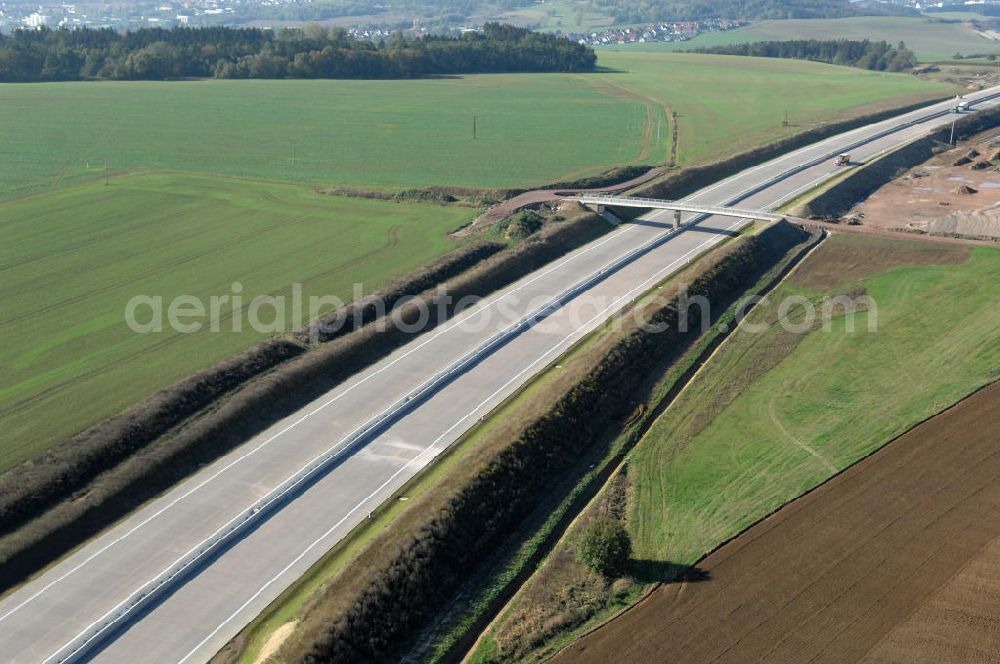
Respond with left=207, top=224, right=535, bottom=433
left=0, top=74, right=657, bottom=199
left=0, top=53, right=951, bottom=467
left=604, top=16, right=996, bottom=61
left=596, top=52, right=946, bottom=165
left=629, top=236, right=1000, bottom=565
left=0, top=52, right=948, bottom=201
left=0, top=172, right=473, bottom=470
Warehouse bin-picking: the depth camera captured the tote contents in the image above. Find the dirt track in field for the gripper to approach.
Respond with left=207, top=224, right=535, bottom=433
left=552, top=380, right=1000, bottom=664
left=466, top=166, right=666, bottom=230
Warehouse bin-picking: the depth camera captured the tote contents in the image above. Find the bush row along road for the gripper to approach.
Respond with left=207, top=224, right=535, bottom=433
left=1, top=87, right=998, bottom=664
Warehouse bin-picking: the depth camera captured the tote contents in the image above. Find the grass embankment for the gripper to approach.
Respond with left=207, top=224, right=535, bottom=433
left=604, top=16, right=999, bottom=61
left=223, top=221, right=808, bottom=664
left=475, top=234, right=1000, bottom=663
left=0, top=53, right=948, bottom=200
left=0, top=171, right=474, bottom=471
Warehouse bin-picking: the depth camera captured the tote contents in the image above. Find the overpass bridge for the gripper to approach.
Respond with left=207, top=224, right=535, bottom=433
left=571, top=194, right=787, bottom=229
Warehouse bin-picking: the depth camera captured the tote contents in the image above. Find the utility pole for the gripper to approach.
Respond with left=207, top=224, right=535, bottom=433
left=104, top=160, right=108, bottom=186
left=950, top=113, right=958, bottom=145
left=473, top=115, right=477, bottom=140
left=669, top=111, right=679, bottom=169
left=291, top=143, right=296, bottom=166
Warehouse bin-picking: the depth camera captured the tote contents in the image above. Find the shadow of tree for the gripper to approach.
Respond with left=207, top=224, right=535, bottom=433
left=629, top=559, right=711, bottom=584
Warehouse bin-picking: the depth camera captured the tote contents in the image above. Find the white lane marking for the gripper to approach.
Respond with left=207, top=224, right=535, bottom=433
left=0, top=221, right=645, bottom=625
left=171, top=214, right=749, bottom=664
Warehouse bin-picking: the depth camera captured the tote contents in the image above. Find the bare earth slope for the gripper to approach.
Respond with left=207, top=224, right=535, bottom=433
left=554, top=381, right=1000, bottom=664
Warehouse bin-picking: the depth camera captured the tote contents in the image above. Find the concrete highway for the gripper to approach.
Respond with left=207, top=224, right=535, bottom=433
left=1, top=87, right=998, bottom=664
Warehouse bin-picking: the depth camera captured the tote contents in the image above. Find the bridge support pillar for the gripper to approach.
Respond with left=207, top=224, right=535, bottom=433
left=673, top=209, right=682, bottom=230
left=595, top=204, right=605, bottom=214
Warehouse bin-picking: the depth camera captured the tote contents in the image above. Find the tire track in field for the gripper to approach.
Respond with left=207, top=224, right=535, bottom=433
left=581, top=76, right=669, bottom=163
left=767, top=391, right=837, bottom=473
left=48, top=119, right=123, bottom=192
left=1, top=182, right=278, bottom=273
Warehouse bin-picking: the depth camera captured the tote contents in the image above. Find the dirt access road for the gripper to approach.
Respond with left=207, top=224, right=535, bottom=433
left=554, top=381, right=1000, bottom=664
left=468, top=166, right=665, bottom=230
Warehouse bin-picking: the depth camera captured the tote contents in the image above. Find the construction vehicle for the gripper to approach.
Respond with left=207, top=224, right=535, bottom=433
left=834, top=153, right=851, bottom=167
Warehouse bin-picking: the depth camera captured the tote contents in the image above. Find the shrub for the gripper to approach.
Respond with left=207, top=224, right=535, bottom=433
left=506, top=211, right=544, bottom=241
left=575, top=518, right=631, bottom=578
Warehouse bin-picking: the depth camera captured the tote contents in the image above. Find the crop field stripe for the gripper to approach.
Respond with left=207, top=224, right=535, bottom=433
left=0, top=172, right=475, bottom=469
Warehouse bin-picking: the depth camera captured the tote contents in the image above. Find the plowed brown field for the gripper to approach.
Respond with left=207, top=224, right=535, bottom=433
left=553, top=381, right=1000, bottom=664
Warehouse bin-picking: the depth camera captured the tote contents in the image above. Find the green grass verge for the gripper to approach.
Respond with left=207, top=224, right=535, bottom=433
left=630, top=235, right=1000, bottom=566
left=0, top=53, right=948, bottom=200
left=0, top=171, right=474, bottom=471
left=600, top=16, right=999, bottom=61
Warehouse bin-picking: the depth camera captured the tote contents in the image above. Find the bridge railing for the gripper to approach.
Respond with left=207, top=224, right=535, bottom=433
left=571, top=195, right=785, bottom=221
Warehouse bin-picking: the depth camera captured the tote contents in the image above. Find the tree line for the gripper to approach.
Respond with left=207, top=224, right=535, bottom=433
left=0, top=23, right=596, bottom=82
left=691, top=39, right=917, bottom=72
left=592, top=0, right=913, bottom=25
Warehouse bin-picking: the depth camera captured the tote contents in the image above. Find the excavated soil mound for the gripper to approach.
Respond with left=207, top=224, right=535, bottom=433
left=954, top=149, right=981, bottom=166
left=554, top=381, right=1000, bottom=664
left=929, top=205, right=1000, bottom=239
left=955, top=184, right=979, bottom=195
